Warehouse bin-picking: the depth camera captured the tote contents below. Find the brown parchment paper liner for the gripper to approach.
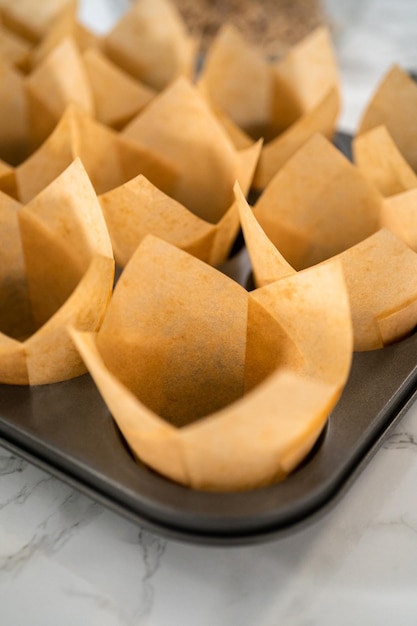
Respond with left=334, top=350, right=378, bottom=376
left=381, top=188, right=417, bottom=252
left=197, top=24, right=341, bottom=190
left=70, top=234, right=352, bottom=492
left=7, top=103, right=178, bottom=203
left=236, top=180, right=417, bottom=352
left=25, top=36, right=95, bottom=150
left=82, top=47, right=156, bottom=130
left=0, top=10, right=159, bottom=154
left=100, top=79, right=261, bottom=266
left=0, top=18, right=32, bottom=69
left=248, top=133, right=382, bottom=271
left=0, top=157, right=114, bottom=385
left=121, top=77, right=238, bottom=223
left=0, top=58, right=28, bottom=165
left=122, top=76, right=261, bottom=231
left=242, top=131, right=417, bottom=269
left=98, top=153, right=259, bottom=268
left=0, top=35, right=156, bottom=162
left=0, top=35, right=95, bottom=160
left=25, top=5, right=154, bottom=130
left=356, top=65, right=417, bottom=174
left=0, top=158, right=18, bottom=197
left=30, top=1, right=98, bottom=67
left=103, top=0, right=198, bottom=92
left=353, top=125, right=417, bottom=197
left=0, top=0, right=75, bottom=44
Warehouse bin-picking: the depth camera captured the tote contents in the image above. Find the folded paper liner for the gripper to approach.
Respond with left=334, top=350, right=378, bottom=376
left=0, top=20, right=33, bottom=69
left=0, top=0, right=74, bottom=44
left=249, top=133, right=382, bottom=271
left=30, top=1, right=99, bottom=67
left=356, top=65, right=417, bottom=173
left=70, top=234, right=352, bottom=492
left=0, top=157, right=114, bottom=384
left=122, top=76, right=259, bottom=225
left=103, top=0, right=197, bottom=92
left=6, top=103, right=178, bottom=203
left=236, top=180, right=417, bottom=351
left=82, top=47, right=156, bottom=130
left=3, top=76, right=261, bottom=267
left=198, top=24, right=341, bottom=189
left=0, top=0, right=197, bottom=160
left=98, top=164, right=259, bottom=268
left=0, top=35, right=93, bottom=162
left=26, top=36, right=95, bottom=149
left=0, top=58, right=29, bottom=166
left=353, top=125, right=417, bottom=196
left=102, top=76, right=262, bottom=266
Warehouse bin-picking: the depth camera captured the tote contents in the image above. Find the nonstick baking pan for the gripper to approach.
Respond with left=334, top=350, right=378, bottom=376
left=1, top=329, right=417, bottom=545
left=1, top=133, right=416, bottom=545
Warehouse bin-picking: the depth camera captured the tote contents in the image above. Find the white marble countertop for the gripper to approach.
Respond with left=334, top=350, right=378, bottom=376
left=2, top=1, right=417, bottom=624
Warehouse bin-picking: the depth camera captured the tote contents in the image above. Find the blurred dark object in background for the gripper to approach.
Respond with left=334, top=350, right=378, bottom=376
left=172, top=0, right=327, bottom=58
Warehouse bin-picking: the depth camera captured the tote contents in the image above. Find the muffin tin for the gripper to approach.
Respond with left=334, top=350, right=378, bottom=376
left=1, top=328, right=417, bottom=545
left=1, top=133, right=416, bottom=544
